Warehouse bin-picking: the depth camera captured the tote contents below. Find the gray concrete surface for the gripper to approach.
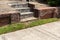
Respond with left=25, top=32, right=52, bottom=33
left=0, top=21, right=60, bottom=40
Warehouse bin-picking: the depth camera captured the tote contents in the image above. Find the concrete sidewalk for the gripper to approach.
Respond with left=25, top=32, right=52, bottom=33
left=0, top=21, right=60, bottom=40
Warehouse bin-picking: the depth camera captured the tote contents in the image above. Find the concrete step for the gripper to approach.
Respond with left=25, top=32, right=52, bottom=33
left=15, top=7, right=31, bottom=13
left=20, top=12, right=34, bottom=19
left=8, top=2, right=28, bottom=8
left=20, top=12, right=33, bottom=15
left=20, top=17, right=37, bottom=22
left=15, top=7, right=30, bottom=9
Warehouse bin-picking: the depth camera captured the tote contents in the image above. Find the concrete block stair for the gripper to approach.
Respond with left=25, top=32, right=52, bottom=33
left=9, top=1, right=37, bottom=22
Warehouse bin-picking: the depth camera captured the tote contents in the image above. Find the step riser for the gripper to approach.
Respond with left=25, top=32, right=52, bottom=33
left=16, top=9, right=30, bottom=13
left=20, top=17, right=37, bottom=22
left=11, top=4, right=28, bottom=8
left=20, top=14, right=34, bottom=19
left=20, top=9, right=30, bottom=13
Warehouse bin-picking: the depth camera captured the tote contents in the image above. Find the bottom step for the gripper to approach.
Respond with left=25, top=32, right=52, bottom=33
left=20, top=17, right=37, bottom=22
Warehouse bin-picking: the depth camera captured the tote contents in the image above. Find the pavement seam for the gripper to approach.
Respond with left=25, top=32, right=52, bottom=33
left=26, top=28, right=57, bottom=40
left=33, top=27, right=60, bottom=40
left=40, top=27, right=60, bottom=38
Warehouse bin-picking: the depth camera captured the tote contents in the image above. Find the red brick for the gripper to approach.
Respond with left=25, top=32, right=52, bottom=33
left=34, top=7, right=56, bottom=19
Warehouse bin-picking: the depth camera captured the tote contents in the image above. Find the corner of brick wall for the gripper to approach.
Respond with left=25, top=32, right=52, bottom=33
left=55, top=7, right=60, bottom=18
left=0, top=12, right=20, bottom=26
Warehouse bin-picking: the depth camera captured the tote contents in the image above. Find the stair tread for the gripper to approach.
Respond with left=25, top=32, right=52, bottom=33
left=20, top=12, right=33, bottom=15
left=8, top=2, right=28, bottom=5
left=15, top=7, right=30, bottom=9
left=20, top=17, right=37, bottom=22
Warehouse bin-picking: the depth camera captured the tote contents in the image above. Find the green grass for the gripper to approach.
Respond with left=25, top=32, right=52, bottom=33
left=28, top=18, right=58, bottom=27
left=0, top=18, right=58, bottom=34
left=0, top=23, right=25, bottom=34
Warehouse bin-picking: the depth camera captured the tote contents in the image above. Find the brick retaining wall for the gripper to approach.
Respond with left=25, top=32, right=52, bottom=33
left=0, top=11, right=20, bottom=26
left=34, top=7, right=59, bottom=19
left=0, top=7, right=60, bottom=26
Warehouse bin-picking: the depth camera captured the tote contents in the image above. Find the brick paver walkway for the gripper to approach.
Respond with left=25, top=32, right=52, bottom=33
left=0, top=21, right=60, bottom=40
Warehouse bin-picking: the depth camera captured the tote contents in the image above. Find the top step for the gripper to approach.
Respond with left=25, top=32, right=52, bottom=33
left=8, top=1, right=28, bottom=5
left=8, top=1, right=28, bottom=8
